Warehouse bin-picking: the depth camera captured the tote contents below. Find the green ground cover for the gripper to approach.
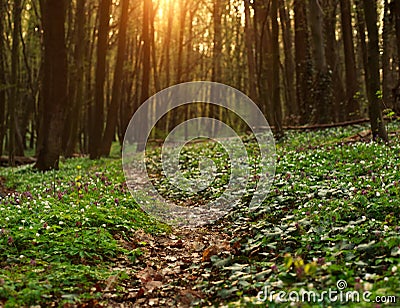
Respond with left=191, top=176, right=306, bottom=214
left=0, top=122, right=399, bottom=307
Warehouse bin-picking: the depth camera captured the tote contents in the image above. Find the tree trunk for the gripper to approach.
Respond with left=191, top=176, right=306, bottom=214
left=392, top=0, right=400, bottom=114
left=325, top=0, right=345, bottom=122
left=309, top=0, right=332, bottom=124
left=0, top=0, right=6, bottom=156
left=165, top=0, right=174, bottom=87
left=382, top=0, right=395, bottom=112
left=244, top=0, right=258, bottom=103
left=271, top=0, right=283, bottom=137
left=362, top=0, right=388, bottom=141
left=35, top=0, right=68, bottom=170
left=279, top=0, right=297, bottom=123
left=294, top=0, right=312, bottom=124
left=89, top=0, right=111, bottom=159
left=175, top=0, right=186, bottom=84
left=355, top=0, right=369, bottom=101
left=393, top=0, right=400, bottom=81
left=65, top=0, right=86, bottom=157
left=101, top=0, right=129, bottom=156
left=340, top=0, right=359, bottom=120
left=137, top=0, right=151, bottom=152
left=9, top=0, right=23, bottom=166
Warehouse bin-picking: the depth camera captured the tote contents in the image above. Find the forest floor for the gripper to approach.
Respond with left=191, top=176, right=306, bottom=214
left=0, top=177, right=14, bottom=197
left=0, top=122, right=400, bottom=307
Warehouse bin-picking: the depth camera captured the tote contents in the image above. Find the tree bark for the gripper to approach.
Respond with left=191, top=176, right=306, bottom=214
left=325, top=0, right=345, bottom=122
left=65, top=0, right=86, bottom=157
left=9, top=0, right=23, bottom=165
left=35, top=0, right=68, bottom=170
left=294, top=0, right=312, bottom=124
left=175, top=0, right=186, bottom=84
left=355, top=0, right=369, bottom=100
left=362, top=0, right=388, bottom=141
left=309, top=0, right=332, bottom=124
left=244, top=0, right=258, bottom=103
left=392, top=0, right=400, bottom=81
left=0, top=0, right=6, bottom=156
left=279, top=0, right=297, bottom=122
left=340, top=0, right=359, bottom=120
left=101, top=0, right=129, bottom=156
left=271, top=0, right=283, bottom=137
left=137, top=0, right=151, bottom=152
left=89, top=0, right=111, bottom=159
left=382, top=0, right=394, bottom=112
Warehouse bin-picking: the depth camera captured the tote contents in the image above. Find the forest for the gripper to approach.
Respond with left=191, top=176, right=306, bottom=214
left=0, top=0, right=399, bottom=307
left=0, top=0, right=399, bottom=167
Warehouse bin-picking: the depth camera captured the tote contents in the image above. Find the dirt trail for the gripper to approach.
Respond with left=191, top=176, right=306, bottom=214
left=99, top=224, right=236, bottom=307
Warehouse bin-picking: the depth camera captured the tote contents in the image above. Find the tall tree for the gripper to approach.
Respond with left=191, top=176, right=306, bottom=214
left=212, top=0, right=223, bottom=83
left=35, top=0, right=68, bottom=170
left=65, top=0, right=86, bottom=157
left=244, top=0, right=257, bottom=103
left=392, top=0, right=400, bottom=81
left=391, top=0, right=400, bottom=114
left=340, top=0, right=359, bottom=120
left=271, top=0, right=283, bottom=136
left=355, top=0, right=369, bottom=96
left=279, top=0, right=297, bottom=122
left=0, top=0, right=6, bottom=156
left=89, top=0, right=111, bottom=159
left=9, top=0, right=23, bottom=165
left=325, top=0, right=345, bottom=122
left=294, top=0, right=312, bottom=124
left=309, top=0, right=332, bottom=124
left=137, top=0, right=151, bottom=152
left=175, top=0, right=187, bottom=85
left=362, top=0, right=388, bottom=141
left=101, top=0, right=130, bottom=156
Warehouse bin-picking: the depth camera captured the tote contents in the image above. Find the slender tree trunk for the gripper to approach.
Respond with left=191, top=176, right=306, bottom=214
left=244, top=0, right=257, bottom=103
left=9, top=0, right=23, bottom=165
left=89, top=0, right=111, bottom=159
left=211, top=0, right=223, bottom=134
left=392, top=0, right=400, bottom=114
left=340, top=0, right=359, bottom=120
left=294, top=0, right=312, bottom=124
left=362, top=0, right=388, bottom=141
left=157, top=0, right=174, bottom=135
left=393, top=0, right=400, bottom=81
left=271, top=0, right=283, bottom=137
left=382, top=0, right=394, bottom=111
left=279, top=0, right=297, bottom=123
left=325, top=0, right=345, bottom=122
left=309, top=0, right=332, bottom=124
left=84, top=5, right=98, bottom=153
left=0, top=0, right=6, bottom=156
left=176, top=0, right=186, bottom=84
left=35, top=0, right=68, bottom=170
left=150, top=2, right=160, bottom=92
left=101, top=0, right=129, bottom=156
left=355, top=0, right=369, bottom=101
left=137, top=0, right=151, bottom=152
left=141, top=0, right=151, bottom=105
left=212, top=0, right=222, bottom=83
left=165, top=0, right=174, bottom=87
left=65, top=0, right=86, bottom=157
